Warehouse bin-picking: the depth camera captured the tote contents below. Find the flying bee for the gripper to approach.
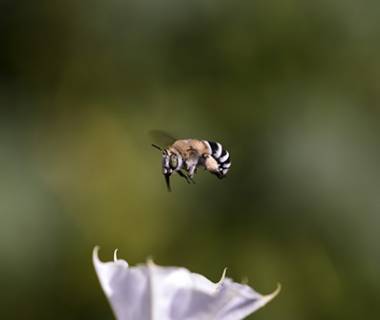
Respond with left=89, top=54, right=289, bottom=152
left=150, top=131, right=231, bottom=191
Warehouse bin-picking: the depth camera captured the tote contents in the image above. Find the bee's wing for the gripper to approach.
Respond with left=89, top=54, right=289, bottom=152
left=149, top=130, right=177, bottom=148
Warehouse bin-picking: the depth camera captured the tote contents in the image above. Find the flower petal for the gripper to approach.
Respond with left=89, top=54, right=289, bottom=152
left=212, top=280, right=281, bottom=320
left=93, top=247, right=279, bottom=320
left=93, top=247, right=152, bottom=320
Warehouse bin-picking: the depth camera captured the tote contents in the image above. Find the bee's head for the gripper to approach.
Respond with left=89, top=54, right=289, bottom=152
left=162, top=150, right=183, bottom=174
left=152, top=144, right=184, bottom=191
left=162, top=150, right=183, bottom=191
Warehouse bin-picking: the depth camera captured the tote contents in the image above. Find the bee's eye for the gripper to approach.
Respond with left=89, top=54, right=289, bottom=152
left=169, top=154, right=178, bottom=169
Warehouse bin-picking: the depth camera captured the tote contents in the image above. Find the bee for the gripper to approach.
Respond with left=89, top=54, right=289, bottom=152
left=151, top=131, right=231, bottom=191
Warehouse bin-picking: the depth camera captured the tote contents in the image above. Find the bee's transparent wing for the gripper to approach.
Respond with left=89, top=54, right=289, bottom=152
left=149, top=130, right=177, bottom=148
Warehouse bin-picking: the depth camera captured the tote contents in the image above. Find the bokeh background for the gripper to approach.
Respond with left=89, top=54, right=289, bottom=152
left=1, top=1, right=380, bottom=319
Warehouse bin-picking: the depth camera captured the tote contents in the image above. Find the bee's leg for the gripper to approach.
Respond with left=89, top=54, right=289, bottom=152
left=177, top=170, right=196, bottom=184
left=188, top=165, right=197, bottom=178
left=177, top=170, right=191, bottom=184
left=187, top=174, right=196, bottom=184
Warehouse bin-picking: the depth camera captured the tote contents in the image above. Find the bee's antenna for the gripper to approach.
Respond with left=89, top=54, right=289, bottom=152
left=164, top=174, right=172, bottom=192
left=151, top=144, right=162, bottom=151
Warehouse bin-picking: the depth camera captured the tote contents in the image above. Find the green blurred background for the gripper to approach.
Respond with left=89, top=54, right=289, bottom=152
left=1, top=1, right=380, bottom=319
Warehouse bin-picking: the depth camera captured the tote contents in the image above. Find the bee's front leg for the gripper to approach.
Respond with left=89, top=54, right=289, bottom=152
left=185, top=159, right=196, bottom=177
left=185, top=171, right=196, bottom=184
left=177, top=170, right=191, bottom=184
left=188, top=164, right=197, bottom=178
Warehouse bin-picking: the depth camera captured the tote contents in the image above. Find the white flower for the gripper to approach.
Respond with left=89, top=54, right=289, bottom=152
left=93, top=247, right=280, bottom=320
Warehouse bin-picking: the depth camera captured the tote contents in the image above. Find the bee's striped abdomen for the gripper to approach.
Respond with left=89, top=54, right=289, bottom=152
left=203, top=140, right=231, bottom=177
